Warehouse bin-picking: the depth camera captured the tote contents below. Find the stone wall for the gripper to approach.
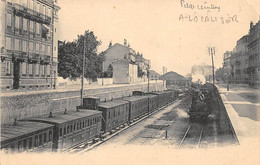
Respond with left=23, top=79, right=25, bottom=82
left=1, top=82, right=164, bottom=124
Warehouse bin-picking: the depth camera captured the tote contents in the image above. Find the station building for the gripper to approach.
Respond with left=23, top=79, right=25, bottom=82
left=0, top=0, right=60, bottom=90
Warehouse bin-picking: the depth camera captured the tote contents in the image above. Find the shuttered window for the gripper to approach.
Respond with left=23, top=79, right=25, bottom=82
left=5, top=37, right=12, bottom=50
left=6, top=13, right=12, bottom=28
left=23, top=18, right=27, bottom=31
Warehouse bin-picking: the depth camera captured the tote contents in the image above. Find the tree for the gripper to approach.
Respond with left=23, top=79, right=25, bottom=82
left=58, top=30, right=104, bottom=79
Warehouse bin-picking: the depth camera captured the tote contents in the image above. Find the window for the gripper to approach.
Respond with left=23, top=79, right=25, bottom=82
left=47, top=45, right=51, bottom=54
left=22, top=40, right=27, bottom=52
left=41, top=65, right=45, bottom=76
left=23, top=18, right=27, bottom=31
left=22, top=62, right=27, bottom=75
left=29, top=20, right=34, bottom=32
left=35, top=63, right=39, bottom=75
left=23, top=139, right=27, bottom=149
left=48, top=8, right=51, bottom=17
left=46, top=65, right=50, bottom=76
left=63, top=127, right=66, bottom=135
left=41, top=44, right=45, bottom=54
left=43, top=133, right=47, bottom=143
left=21, top=0, right=28, bottom=7
left=14, top=39, right=20, bottom=51
left=6, top=13, right=12, bottom=28
left=36, top=3, right=40, bottom=12
left=67, top=125, right=70, bottom=134
left=59, top=128, right=62, bottom=137
left=42, top=5, right=46, bottom=15
left=39, top=134, right=43, bottom=146
left=18, top=140, right=22, bottom=150
left=34, top=135, right=39, bottom=147
left=6, top=61, right=11, bottom=75
left=29, top=63, right=33, bottom=75
left=29, top=42, right=34, bottom=52
left=36, top=22, right=40, bottom=34
left=5, top=37, right=12, bottom=50
left=28, top=137, right=32, bottom=149
left=49, top=131, right=52, bottom=142
left=29, top=0, right=34, bottom=10
left=15, top=16, right=20, bottom=29
left=36, top=43, right=40, bottom=53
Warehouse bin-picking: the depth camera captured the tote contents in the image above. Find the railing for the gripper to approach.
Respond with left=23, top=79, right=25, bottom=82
left=13, top=51, right=27, bottom=61
left=40, top=55, right=51, bottom=64
left=28, top=53, right=40, bottom=63
left=13, top=3, right=51, bottom=25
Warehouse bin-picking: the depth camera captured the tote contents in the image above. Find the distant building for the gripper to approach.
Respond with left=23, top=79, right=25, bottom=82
left=149, top=70, right=160, bottom=80
left=230, top=35, right=249, bottom=83
left=102, top=40, right=136, bottom=73
left=160, top=71, right=188, bottom=86
left=0, top=0, right=60, bottom=90
left=112, top=59, right=138, bottom=84
left=223, top=51, right=232, bottom=82
left=247, top=21, right=260, bottom=86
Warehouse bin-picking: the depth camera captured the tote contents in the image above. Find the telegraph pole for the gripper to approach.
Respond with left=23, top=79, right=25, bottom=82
left=80, top=36, right=86, bottom=106
left=208, top=47, right=215, bottom=85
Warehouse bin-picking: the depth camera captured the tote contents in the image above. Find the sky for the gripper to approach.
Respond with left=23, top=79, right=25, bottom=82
left=57, top=0, right=260, bottom=76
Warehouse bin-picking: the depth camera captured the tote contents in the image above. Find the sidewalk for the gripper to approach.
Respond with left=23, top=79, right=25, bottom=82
left=1, top=81, right=163, bottom=97
left=216, top=84, right=260, bottom=146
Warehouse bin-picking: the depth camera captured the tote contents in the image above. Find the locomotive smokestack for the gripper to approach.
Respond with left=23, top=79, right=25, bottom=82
left=12, top=118, right=17, bottom=126
left=48, top=112, right=53, bottom=118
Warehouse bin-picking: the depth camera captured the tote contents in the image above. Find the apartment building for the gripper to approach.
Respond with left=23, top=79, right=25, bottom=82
left=0, top=0, right=60, bottom=90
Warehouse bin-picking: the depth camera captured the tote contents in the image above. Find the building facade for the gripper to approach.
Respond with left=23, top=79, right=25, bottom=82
left=102, top=40, right=136, bottom=73
left=247, top=21, right=260, bottom=86
left=222, top=51, right=232, bottom=82
left=112, top=59, right=138, bottom=84
left=0, top=0, right=60, bottom=90
left=230, top=35, right=249, bottom=83
left=149, top=70, right=160, bottom=80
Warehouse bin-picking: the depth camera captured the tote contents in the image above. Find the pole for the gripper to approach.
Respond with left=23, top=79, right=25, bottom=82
left=148, top=70, right=150, bottom=93
left=80, top=36, right=86, bottom=106
left=208, top=47, right=215, bottom=85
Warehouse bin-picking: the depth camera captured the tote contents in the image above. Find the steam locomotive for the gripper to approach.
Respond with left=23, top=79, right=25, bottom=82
left=188, top=84, right=211, bottom=120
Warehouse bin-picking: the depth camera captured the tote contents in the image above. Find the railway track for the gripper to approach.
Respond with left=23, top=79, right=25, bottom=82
left=129, top=94, right=192, bottom=145
left=67, top=93, right=192, bottom=152
left=178, top=123, right=204, bottom=149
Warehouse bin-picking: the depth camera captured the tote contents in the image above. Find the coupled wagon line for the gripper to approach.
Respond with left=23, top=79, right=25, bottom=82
left=1, top=89, right=180, bottom=152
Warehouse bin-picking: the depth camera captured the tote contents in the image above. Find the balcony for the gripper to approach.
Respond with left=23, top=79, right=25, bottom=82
left=12, top=50, right=27, bottom=62
left=28, top=53, right=39, bottom=63
left=13, top=3, right=51, bottom=25
left=40, top=55, right=51, bottom=64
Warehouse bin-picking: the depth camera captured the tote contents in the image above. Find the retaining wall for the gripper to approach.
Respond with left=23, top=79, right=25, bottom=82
left=1, top=82, right=164, bottom=124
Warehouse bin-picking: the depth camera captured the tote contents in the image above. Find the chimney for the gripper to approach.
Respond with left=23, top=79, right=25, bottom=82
left=124, top=39, right=127, bottom=46
left=250, top=21, right=254, bottom=29
left=13, top=118, right=17, bottom=126
left=109, top=41, right=112, bottom=48
left=128, top=43, right=130, bottom=48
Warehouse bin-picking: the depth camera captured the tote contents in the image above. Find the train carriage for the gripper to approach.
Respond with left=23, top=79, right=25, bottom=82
left=98, top=100, right=129, bottom=133
left=151, top=91, right=173, bottom=108
left=1, top=120, right=54, bottom=152
left=123, top=96, right=149, bottom=121
left=24, top=110, right=102, bottom=151
left=147, top=94, right=159, bottom=113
